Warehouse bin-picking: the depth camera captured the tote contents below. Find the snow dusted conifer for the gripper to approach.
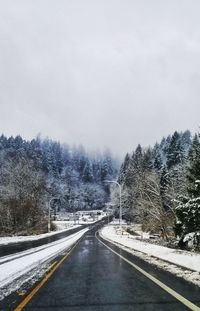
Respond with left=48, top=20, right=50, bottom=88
left=187, top=133, right=200, bottom=197
left=116, top=131, right=192, bottom=236
left=152, top=143, right=163, bottom=171
left=181, top=130, right=192, bottom=157
left=174, top=133, right=200, bottom=249
left=166, top=131, right=184, bottom=169
left=82, top=159, right=94, bottom=183
left=160, top=166, right=171, bottom=209
left=118, top=153, right=131, bottom=184
left=0, top=134, right=118, bottom=235
left=134, top=144, right=143, bottom=170
left=143, top=148, right=153, bottom=171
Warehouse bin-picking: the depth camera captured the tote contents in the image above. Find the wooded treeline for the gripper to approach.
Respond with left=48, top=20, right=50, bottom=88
left=115, top=130, right=200, bottom=249
left=0, top=134, right=118, bottom=235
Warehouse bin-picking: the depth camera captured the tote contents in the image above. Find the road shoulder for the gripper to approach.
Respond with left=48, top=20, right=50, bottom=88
left=100, top=226, right=200, bottom=288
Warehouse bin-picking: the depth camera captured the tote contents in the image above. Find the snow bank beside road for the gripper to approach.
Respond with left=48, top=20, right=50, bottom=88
left=0, top=224, right=81, bottom=246
left=0, top=227, right=88, bottom=299
left=0, top=216, right=105, bottom=246
left=101, top=226, right=200, bottom=273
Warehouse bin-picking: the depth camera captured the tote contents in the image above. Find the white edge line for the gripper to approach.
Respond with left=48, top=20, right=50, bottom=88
left=96, top=231, right=200, bottom=311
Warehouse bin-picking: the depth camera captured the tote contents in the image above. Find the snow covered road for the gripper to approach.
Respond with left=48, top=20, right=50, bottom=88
left=0, top=227, right=88, bottom=298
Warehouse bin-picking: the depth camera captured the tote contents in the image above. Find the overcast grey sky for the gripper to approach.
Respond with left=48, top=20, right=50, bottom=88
left=0, top=0, right=200, bottom=157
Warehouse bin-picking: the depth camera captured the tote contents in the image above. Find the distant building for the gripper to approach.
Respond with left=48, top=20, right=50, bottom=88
left=76, top=210, right=106, bottom=220
left=55, top=209, right=107, bottom=221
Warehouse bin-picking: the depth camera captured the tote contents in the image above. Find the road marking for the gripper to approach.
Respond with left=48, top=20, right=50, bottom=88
left=96, top=232, right=200, bottom=311
left=14, top=238, right=82, bottom=311
left=47, top=260, right=57, bottom=271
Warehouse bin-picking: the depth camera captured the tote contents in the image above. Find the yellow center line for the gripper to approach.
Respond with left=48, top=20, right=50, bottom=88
left=96, top=231, right=200, bottom=311
left=47, top=260, right=57, bottom=272
left=14, top=239, right=81, bottom=311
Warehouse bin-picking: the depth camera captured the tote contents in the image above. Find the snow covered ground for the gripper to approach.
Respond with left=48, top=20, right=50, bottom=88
left=100, top=225, right=200, bottom=286
left=109, top=219, right=128, bottom=225
left=0, top=217, right=106, bottom=246
left=0, top=227, right=88, bottom=300
left=0, top=224, right=81, bottom=246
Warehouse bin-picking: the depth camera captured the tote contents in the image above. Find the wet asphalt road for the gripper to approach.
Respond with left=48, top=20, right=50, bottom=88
left=9, top=226, right=200, bottom=311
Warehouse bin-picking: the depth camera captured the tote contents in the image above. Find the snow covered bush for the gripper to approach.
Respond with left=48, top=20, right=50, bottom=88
left=175, top=196, right=200, bottom=250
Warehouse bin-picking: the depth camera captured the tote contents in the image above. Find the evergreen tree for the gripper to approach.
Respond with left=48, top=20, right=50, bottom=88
left=143, top=148, right=153, bottom=171
left=134, top=144, right=143, bottom=171
left=152, top=143, right=163, bottom=171
left=174, top=133, right=200, bottom=248
left=0, top=134, right=118, bottom=235
left=100, top=150, right=114, bottom=181
left=162, top=135, right=171, bottom=160
left=175, top=196, right=200, bottom=248
left=118, top=153, right=130, bottom=184
left=181, top=130, right=192, bottom=156
left=187, top=134, right=200, bottom=197
left=166, top=131, right=184, bottom=169
left=82, top=159, right=94, bottom=183
left=0, top=134, right=7, bottom=150
left=123, top=151, right=136, bottom=187
left=160, top=166, right=170, bottom=209
left=117, top=130, right=192, bottom=239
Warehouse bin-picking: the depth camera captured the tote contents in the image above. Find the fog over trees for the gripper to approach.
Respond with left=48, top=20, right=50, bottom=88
left=0, top=134, right=118, bottom=235
left=1, top=129, right=200, bottom=249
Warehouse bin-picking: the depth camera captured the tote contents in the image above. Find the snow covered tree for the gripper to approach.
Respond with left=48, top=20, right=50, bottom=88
left=160, top=166, right=171, bottom=209
left=181, top=130, right=192, bottom=157
left=116, top=130, right=191, bottom=237
left=175, top=196, right=200, bottom=249
left=143, top=148, right=153, bottom=171
left=152, top=143, right=163, bottom=171
left=0, top=157, right=46, bottom=234
left=137, top=171, right=174, bottom=239
left=82, top=159, right=94, bottom=183
left=187, top=134, right=200, bottom=197
left=100, top=149, right=115, bottom=181
left=0, top=134, right=118, bottom=235
left=166, top=131, right=184, bottom=169
left=118, top=153, right=131, bottom=184
left=174, top=133, right=200, bottom=249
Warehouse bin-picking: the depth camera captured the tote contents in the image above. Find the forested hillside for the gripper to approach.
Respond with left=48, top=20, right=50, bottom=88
left=0, top=134, right=118, bottom=235
left=115, top=130, right=200, bottom=249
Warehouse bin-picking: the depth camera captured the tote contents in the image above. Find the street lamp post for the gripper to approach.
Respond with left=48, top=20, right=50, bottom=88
left=104, top=180, right=122, bottom=232
left=48, top=197, right=60, bottom=233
